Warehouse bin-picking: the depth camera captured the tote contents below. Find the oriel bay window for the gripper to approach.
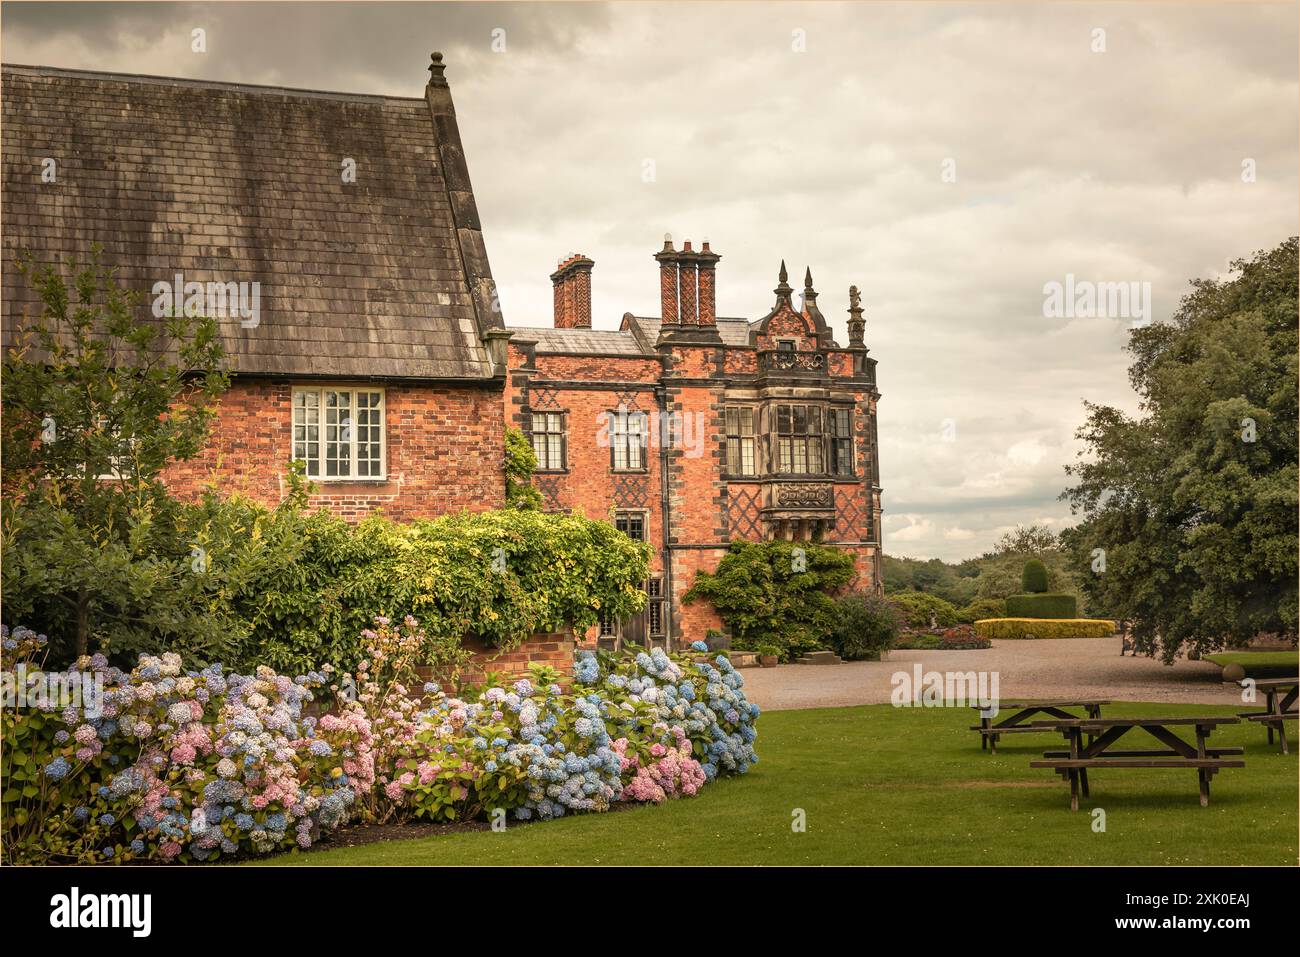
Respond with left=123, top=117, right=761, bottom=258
left=293, top=387, right=385, bottom=479
left=724, top=407, right=756, bottom=476
left=530, top=411, right=566, bottom=470
left=776, top=404, right=824, bottom=475
left=609, top=409, right=648, bottom=471
left=830, top=407, right=855, bottom=476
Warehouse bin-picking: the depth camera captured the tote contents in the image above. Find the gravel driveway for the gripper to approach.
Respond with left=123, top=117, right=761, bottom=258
left=740, top=637, right=1241, bottom=711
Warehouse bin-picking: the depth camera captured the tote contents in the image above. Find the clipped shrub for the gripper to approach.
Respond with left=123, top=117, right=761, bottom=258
left=1006, top=593, right=1078, bottom=619
left=888, top=591, right=961, bottom=629
left=684, top=540, right=855, bottom=661
left=974, top=618, right=1115, bottom=640
left=959, top=597, right=1006, bottom=623
left=827, top=592, right=902, bottom=661
left=1021, top=558, right=1049, bottom=593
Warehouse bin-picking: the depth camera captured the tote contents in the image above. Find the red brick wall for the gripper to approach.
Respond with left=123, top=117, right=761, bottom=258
left=164, top=378, right=505, bottom=520
left=416, top=632, right=576, bottom=691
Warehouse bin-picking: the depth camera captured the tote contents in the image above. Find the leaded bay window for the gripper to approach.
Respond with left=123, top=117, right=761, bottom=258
left=724, top=407, right=756, bottom=476
left=293, top=387, right=385, bottom=479
left=830, top=407, right=855, bottom=476
left=776, top=404, right=824, bottom=474
left=531, top=411, right=566, bottom=470
left=609, top=409, right=648, bottom=471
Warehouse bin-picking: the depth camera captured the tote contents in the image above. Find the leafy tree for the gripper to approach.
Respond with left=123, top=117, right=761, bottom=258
left=1063, top=237, right=1298, bottom=660
left=684, top=540, right=855, bottom=660
left=993, top=524, right=1060, bottom=556
left=2, top=250, right=230, bottom=661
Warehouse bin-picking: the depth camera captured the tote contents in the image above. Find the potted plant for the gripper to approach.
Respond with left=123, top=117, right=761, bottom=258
left=756, top=644, right=781, bottom=668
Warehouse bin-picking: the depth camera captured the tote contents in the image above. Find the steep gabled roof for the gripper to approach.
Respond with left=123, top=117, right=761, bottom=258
left=1, top=60, right=502, bottom=380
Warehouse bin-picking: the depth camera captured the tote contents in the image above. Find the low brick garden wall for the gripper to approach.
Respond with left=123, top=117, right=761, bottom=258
left=415, top=632, right=576, bottom=690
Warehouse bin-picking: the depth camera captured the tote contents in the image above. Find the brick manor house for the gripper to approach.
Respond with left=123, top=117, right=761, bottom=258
left=1, top=54, right=883, bottom=650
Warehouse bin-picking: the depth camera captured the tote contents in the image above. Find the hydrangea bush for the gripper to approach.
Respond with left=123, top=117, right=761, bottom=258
left=375, top=639, right=760, bottom=824
left=4, top=622, right=761, bottom=863
left=2, top=624, right=372, bottom=864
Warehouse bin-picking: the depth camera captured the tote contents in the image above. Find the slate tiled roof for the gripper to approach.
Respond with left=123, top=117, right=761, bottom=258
left=626, top=316, right=756, bottom=348
left=513, top=326, right=654, bottom=356
left=1, top=64, right=500, bottom=380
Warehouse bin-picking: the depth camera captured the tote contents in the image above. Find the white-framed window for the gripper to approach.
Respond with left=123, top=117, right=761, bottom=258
left=609, top=409, right=648, bottom=472
left=530, top=412, right=566, bottom=470
left=292, top=387, right=386, bottom=480
left=724, top=406, right=756, bottom=476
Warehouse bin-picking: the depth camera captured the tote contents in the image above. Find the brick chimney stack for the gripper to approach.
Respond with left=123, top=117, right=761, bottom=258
left=697, top=239, right=720, bottom=326
left=550, top=253, right=594, bottom=328
left=654, top=235, right=680, bottom=323
left=678, top=241, right=699, bottom=325
left=653, top=236, right=720, bottom=326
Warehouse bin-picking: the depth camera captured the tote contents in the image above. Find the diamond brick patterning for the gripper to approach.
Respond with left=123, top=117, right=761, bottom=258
left=534, top=474, right=564, bottom=512
left=727, top=487, right=764, bottom=540
left=834, top=487, right=867, bottom=542
left=613, top=474, right=649, bottom=509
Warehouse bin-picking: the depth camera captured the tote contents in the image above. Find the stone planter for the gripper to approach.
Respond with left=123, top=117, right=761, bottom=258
left=759, top=654, right=779, bottom=668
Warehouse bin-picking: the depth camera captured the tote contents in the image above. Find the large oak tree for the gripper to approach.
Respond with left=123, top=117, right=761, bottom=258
left=1063, top=238, right=1298, bottom=661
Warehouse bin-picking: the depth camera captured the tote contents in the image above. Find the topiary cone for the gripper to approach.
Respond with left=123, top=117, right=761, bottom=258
left=1021, top=558, right=1049, bottom=593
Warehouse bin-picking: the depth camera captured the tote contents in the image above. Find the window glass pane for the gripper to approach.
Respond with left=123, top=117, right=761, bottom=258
left=727, top=437, right=740, bottom=474
left=739, top=408, right=754, bottom=435
left=777, top=405, right=792, bottom=434
left=792, top=406, right=806, bottom=435
left=779, top=437, right=792, bottom=473
left=741, top=437, right=755, bottom=475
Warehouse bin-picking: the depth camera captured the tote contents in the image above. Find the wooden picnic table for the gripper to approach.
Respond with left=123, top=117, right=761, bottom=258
left=969, top=700, right=1108, bottom=754
left=1029, top=716, right=1244, bottom=810
left=1237, top=677, right=1298, bottom=754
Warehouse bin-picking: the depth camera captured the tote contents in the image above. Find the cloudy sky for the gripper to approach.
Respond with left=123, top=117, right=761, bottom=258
left=4, top=1, right=1296, bottom=560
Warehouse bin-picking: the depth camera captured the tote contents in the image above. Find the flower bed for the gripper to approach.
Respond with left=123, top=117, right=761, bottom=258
left=2, top=626, right=372, bottom=864
left=894, top=625, right=991, bottom=650
left=3, top=620, right=760, bottom=863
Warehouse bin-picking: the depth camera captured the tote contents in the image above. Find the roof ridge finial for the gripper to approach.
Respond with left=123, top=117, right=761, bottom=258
left=804, top=266, right=814, bottom=289
left=774, top=259, right=793, bottom=303
left=428, top=51, right=448, bottom=88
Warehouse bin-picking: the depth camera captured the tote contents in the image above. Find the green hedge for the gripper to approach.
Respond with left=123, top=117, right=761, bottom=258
left=974, top=618, right=1115, bottom=640
left=684, top=539, right=856, bottom=661
left=1005, top=592, right=1078, bottom=619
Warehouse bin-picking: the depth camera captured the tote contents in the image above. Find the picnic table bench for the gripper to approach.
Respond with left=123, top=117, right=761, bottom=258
left=1029, top=716, right=1244, bottom=810
left=969, top=700, right=1107, bottom=754
left=1237, top=677, right=1298, bottom=755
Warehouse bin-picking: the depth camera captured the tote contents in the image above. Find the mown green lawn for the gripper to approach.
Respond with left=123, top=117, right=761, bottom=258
left=255, top=702, right=1297, bottom=866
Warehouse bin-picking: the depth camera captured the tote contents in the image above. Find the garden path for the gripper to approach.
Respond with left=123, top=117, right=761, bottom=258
left=741, top=637, right=1244, bottom=711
